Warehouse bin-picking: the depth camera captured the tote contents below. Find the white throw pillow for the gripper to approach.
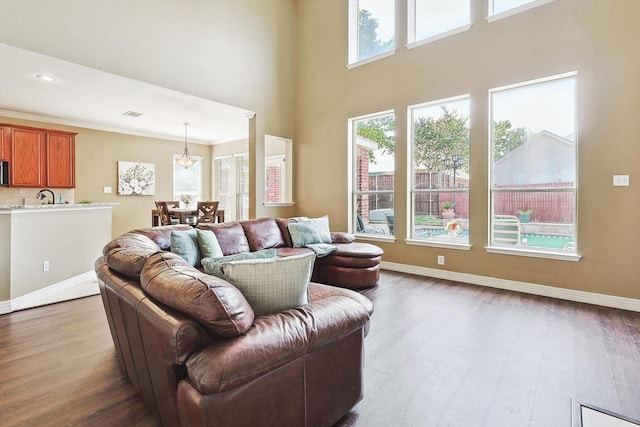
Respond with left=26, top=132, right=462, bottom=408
left=221, top=253, right=315, bottom=316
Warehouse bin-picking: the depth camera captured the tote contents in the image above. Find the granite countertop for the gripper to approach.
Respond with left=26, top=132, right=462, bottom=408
left=0, top=203, right=121, bottom=210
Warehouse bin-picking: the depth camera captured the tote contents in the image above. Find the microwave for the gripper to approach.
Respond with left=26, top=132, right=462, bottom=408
left=0, top=161, right=8, bottom=186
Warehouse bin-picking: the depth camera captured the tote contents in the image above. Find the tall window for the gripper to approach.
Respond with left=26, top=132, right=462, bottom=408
left=214, top=154, right=249, bottom=221
left=348, top=0, right=395, bottom=65
left=173, top=155, right=202, bottom=207
left=408, top=0, right=470, bottom=46
left=409, top=96, right=470, bottom=245
left=489, top=72, right=577, bottom=254
left=350, top=111, right=395, bottom=237
left=488, top=0, right=555, bottom=20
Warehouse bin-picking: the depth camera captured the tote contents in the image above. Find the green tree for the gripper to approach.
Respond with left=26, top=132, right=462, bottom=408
left=493, top=120, right=528, bottom=160
left=413, top=107, right=469, bottom=173
left=358, top=9, right=394, bottom=61
left=356, top=115, right=395, bottom=162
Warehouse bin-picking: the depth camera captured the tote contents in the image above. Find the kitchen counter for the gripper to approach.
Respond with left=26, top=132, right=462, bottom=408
left=0, top=203, right=117, bottom=314
left=0, top=203, right=120, bottom=210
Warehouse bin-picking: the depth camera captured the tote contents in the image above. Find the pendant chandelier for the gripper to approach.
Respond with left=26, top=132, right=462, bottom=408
left=176, top=122, right=197, bottom=169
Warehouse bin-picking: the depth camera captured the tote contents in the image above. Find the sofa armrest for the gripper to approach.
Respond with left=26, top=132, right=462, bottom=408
left=331, top=231, right=355, bottom=243
left=184, top=297, right=369, bottom=394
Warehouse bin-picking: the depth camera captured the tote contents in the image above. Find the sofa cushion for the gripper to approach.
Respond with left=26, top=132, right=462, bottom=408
left=201, top=249, right=277, bottom=279
left=241, top=217, right=286, bottom=251
left=275, top=218, right=296, bottom=247
left=171, top=229, right=202, bottom=267
left=198, top=222, right=250, bottom=256
left=197, top=229, right=224, bottom=258
left=141, top=251, right=255, bottom=337
left=288, top=216, right=332, bottom=247
left=222, top=253, right=315, bottom=316
left=133, top=224, right=193, bottom=250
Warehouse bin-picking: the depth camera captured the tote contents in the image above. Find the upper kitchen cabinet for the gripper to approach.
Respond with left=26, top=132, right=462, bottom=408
left=46, top=132, right=75, bottom=188
left=3, top=124, right=77, bottom=188
left=0, top=125, right=10, bottom=161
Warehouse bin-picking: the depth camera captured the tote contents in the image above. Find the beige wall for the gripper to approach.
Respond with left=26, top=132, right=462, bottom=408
left=295, top=0, right=640, bottom=299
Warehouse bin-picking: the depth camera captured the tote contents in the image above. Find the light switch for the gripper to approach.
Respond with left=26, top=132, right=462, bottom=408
left=613, top=175, right=630, bottom=187
left=104, top=186, right=112, bottom=193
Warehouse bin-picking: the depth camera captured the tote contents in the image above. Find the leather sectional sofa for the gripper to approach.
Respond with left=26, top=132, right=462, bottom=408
left=95, top=218, right=382, bottom=426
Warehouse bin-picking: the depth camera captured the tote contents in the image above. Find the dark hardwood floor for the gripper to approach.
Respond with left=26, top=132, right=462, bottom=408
left=1, top=271, right=639, bottom=427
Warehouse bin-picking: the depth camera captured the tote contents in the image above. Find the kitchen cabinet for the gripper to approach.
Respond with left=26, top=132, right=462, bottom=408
left=46, top=132, right=75, bottom=188
left=0, top=125, right=10, bottom=161
left=2, top=123, right=77, bottom=188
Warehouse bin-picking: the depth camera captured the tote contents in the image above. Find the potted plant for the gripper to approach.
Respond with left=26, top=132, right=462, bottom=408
left=445, top=219, right=462, bottom=237
left=517, top=209, right=532, bottom=223
left=441, top=201, right=455, bottom=219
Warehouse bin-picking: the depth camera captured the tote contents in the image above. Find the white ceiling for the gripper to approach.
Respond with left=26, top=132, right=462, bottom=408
left=0, top=43, right=252, bottom=145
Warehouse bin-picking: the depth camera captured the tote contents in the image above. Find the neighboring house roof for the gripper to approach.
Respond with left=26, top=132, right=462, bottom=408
left=494, top=130, right=575, bottom=186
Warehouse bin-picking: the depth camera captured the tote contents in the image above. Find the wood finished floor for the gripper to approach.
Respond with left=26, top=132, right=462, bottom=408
left=1, top=271, right=639, bottom=427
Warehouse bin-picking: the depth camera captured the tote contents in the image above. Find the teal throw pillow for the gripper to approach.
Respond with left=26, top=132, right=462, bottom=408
left=287, top=215, right=332, bottom=247
left=222, top=253, right=315, bottom=316
left=201, top=249, right=277, bottom=279
left=170, top=229, right=201, bottom=267
left=197, top=229, right=224, bottom=258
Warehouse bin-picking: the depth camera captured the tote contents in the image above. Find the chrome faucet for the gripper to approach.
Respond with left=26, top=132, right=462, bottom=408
left=36, top=188, right=56, bottom=204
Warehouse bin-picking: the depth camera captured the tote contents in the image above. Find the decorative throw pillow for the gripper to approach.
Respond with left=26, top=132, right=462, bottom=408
left=197, top=229, right=224, bottom=258
left=221, top=252, right=315, bottom=316
left=201, top=249, right=277, bottom=279
left=287, top=215, right=332, bottom=247
left=170, top=229, right=201, bottom=266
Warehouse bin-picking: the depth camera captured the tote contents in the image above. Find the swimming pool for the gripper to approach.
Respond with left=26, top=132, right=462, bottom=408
left=414, top=229, right=573, bottom=249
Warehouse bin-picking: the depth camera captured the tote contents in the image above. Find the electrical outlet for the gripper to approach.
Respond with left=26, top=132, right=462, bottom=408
left=613, top=175, right=629, bottom=187
left=103, top=186, right=112, bottom=193
left=437, top=255, right=445, bottom=265
left=43, top=261, right=50, bottom=272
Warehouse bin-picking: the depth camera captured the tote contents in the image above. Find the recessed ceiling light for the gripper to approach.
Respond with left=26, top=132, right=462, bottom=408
left=36, top=74, right=58, bottom=82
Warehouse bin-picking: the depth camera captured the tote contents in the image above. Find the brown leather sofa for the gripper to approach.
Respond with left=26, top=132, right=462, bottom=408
left=96, top=222, right=375, bottom=426
left=196, top=217, right=383, bottom=290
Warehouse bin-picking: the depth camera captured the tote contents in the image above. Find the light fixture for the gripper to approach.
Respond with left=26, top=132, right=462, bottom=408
left=35, top=74, right=58, bottom=82
left=176, top=122, right=197, bottom=169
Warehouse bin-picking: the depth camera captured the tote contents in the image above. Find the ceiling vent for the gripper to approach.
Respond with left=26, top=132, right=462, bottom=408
left=122, top=110, right=143, bottom=117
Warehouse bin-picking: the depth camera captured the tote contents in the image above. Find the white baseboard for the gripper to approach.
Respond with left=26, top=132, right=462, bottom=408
left=0, top=271, right=99, bottom=314
left=381, top=261, right=640, bottom=313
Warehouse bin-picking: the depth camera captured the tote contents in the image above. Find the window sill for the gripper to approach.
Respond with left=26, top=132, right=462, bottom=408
left=406, top=24, right=472, bottom=50
left=485, top=245, right=581, bottom=261
left=354, top=233, right=395, bottom=243
left=263, top=202, right=295, bottom=207
left=405, top=238, right=471, bottom=251
left=347, top=50, right=396, bottom=70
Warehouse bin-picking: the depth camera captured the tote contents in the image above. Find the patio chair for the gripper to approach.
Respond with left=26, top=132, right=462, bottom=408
left=385, top=212, right=395, bottom=235
left=356, top=213, right=385, bottom=234
left=492, top=215, right=521, bottom=245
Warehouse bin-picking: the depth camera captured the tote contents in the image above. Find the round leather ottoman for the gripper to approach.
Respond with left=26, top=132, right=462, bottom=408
left=312, top=242, right=383, bottom=290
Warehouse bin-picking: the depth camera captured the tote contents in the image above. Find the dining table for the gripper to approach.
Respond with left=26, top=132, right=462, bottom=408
left=151, top=207, right=225, bottom=226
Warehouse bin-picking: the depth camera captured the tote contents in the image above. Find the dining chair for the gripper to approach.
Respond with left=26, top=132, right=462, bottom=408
left=155, top=201, right=179, bottom=226
left=196, top=201, right=220, bottom=224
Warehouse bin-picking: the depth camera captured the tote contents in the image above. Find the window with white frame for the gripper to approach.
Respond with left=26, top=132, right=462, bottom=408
left=488, top=0, right=555, bottom=21
left=408, top=0, right=470, bottom=46
left=214, top=153, right=249, bottom=222
left=173, top=155, right=202, bottom=208
left=350, top=111, right=395, bottom=237
left=348, top=0, right=395, bottom=65
left=489, top=72, right=577, bottom=254
left=409, top=95, right=470, bottom=245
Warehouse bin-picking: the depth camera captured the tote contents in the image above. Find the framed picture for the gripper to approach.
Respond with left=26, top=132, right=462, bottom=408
left=118, top=161, right=155, bottom=195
